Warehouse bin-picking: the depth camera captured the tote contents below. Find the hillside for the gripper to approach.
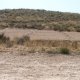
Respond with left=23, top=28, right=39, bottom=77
left=0, top=9, right=80, bottom=31
left=0, top=9, right=80, bottom=80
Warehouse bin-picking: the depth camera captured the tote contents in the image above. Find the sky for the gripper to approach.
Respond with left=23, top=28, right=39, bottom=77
left=0, top=0, right=80, bottom=13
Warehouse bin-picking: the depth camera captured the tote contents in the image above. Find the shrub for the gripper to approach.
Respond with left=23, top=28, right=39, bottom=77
left=60, top=48, right=70, bottom=55
left=0, top=33, right=10, bottom=44
left=15, top=35, right=30, bottom=45
left=53, top=24, right=68, bottom=31
left=28, top=49, right=35, bottom=53
left=41, top=47, right=46, bottom=52
left=0, top=33, right=13, bottom=47
left=75, top=26, right=80, bottom=32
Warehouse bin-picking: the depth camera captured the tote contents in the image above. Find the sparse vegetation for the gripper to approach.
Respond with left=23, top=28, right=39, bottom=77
left=47, top=50, right=55, bottom=54
left=28, top=48, right=35, bottom=53
left=0, top=9, right=80, bottom=51
left=0, top=33, right=10, bottom=44
left=0, top=9, right=80, bottom=31
left=15, top=36, right=30, bottom=45
left=46, top=47, right=71, bottom=55
left=60, top=48, right=70, bottom=55
left=0, top=33, right=13, bottom=47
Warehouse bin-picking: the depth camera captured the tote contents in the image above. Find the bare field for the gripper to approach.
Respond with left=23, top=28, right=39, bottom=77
left=0, top=50, right=80, bottom=80
left=1, top=28, right=80, bottom=41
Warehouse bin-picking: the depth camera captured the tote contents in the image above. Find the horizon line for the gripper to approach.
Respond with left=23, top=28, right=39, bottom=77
left=0, top=8, right=80, bottom=14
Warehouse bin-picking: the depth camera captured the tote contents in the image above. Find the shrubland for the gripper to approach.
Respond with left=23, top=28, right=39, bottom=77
left=0, top=9, right=80, bottom=31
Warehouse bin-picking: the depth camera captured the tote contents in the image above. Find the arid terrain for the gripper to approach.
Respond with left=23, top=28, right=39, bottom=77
left=0, top=49, right=80, bottom=80
left=1, top=28, right=80, bottom=41
left=0, top=28, right=80, bottom=80
left=0, top=9, right=80, bottom=80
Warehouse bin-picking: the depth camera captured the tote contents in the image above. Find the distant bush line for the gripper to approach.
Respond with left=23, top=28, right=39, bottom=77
left=0, top=9, right=80, bottom=31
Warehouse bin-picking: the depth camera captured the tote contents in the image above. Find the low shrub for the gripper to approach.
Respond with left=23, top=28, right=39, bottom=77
left=0, top=33, right=10, bottom=44
left=0, top=33, right=13, bottom=47
left=15, top=35, right=30, bottom=45
left=75, top=27, right=80, bottom=32
left=60, top=48, right=70, bottom=55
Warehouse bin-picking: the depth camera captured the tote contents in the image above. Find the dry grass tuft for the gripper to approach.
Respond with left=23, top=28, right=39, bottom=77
left=14, top=36, right=30, bottom=45
left=0, top=33, right=13, bottom=47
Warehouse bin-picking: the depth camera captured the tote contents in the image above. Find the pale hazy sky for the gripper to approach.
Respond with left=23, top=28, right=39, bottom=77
left=0, top=0, right=80, bottom=13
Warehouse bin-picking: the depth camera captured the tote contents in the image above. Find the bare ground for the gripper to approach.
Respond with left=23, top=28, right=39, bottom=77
left=1, top=28, right=80, bottom=41
left=0, top=50, right=80, bottom=80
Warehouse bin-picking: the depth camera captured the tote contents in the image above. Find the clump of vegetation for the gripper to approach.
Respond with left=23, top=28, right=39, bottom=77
left=60, top=48, right=70, bottom=55
left=0, top=33, right=10, bottom=44
left=0, top=33, right=13, bottom=47
left=15, top=36, right=30, bottom=45
left=46, top=48, right=59, bottom=54
left=46, top=48, right=70, bottom=55
left=28, top=49, right=35, bottom=53
left=75, top=26, right=80, bottom=32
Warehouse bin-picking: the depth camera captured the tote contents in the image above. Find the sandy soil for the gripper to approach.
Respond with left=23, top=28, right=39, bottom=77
left=1, top=28, right=80, bottom=41
left=0, top=50, right=80, bottom=80
left=0, top=28, right=80, bottom=80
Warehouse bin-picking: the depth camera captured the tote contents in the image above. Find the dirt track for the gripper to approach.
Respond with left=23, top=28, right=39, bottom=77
left=1, top=28, right=80, bottom=41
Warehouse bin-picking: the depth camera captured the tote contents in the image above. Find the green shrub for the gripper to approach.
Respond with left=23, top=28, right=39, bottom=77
left=60, top=48, right=70, bottom=55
